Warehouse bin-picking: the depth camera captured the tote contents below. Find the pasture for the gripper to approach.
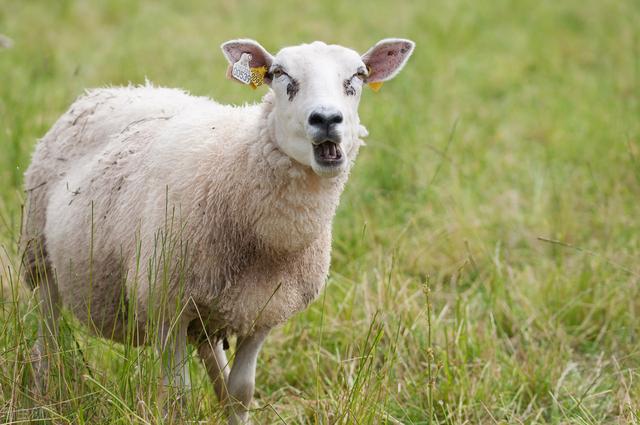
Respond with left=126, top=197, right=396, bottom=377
left=0, top=0, right=639, bottom=423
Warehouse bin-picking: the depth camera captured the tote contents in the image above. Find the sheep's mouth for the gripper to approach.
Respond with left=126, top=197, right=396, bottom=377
left=313, top=141, right=344, bottom=166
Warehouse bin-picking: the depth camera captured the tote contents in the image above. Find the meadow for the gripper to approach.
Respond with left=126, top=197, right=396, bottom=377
left=1, top=0, right=639, bottom=423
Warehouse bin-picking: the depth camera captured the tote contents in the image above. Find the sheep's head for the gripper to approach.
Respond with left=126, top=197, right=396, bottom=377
left=222, top=38, right=415, bottom=178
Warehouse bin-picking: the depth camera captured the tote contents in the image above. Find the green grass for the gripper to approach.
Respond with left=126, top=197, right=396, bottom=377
left=1, top=0, right=640, bottom=423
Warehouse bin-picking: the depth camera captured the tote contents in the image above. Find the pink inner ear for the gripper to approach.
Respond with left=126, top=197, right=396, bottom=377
left=363, top=41, right=414, bottom=83
left=223, top=42, right=272, bottom=68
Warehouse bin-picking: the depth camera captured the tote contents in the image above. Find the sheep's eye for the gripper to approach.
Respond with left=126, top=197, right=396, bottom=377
left=355, top=70, right=368, bottom=81
left=271, top=68, right=285, bottom=79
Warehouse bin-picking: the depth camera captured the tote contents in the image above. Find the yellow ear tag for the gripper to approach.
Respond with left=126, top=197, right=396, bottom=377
left=365, top=66, right=383, bottom=92
left=249, top=66, right=268, bottom=90
left=368, top=81, right=383, bottom=92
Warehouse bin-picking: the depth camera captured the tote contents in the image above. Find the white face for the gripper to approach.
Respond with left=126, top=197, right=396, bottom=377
left=268, top=43, right=366, bottom=177
left=222, top=39, right=415, bottom=178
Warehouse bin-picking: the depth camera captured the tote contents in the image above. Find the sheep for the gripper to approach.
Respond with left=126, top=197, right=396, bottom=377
left=21, top=38, right=415, bottom=423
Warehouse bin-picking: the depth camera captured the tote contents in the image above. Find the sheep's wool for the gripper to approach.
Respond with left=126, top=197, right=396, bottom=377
left=22, top=84, right=361, bottom=341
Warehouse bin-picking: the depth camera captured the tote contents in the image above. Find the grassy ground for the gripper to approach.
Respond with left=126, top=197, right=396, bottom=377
left=1, top=0, right=640, bottom=423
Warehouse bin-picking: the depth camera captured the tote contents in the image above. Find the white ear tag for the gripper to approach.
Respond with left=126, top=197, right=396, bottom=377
left=231, top=53, right=252, bottom=85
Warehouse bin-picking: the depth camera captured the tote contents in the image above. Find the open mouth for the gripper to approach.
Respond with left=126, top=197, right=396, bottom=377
left=313, top=141, right=344, bottom=166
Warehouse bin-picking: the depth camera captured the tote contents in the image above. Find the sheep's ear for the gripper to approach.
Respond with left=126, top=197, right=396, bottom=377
left=221, top=39, right=273, bottom=69
left=221, top=39, right=274, bottom=88
left=362, top=38, right=415, bottom=85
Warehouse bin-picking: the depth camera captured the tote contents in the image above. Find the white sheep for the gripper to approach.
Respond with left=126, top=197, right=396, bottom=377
left=21, top=38, right=415, bottom=423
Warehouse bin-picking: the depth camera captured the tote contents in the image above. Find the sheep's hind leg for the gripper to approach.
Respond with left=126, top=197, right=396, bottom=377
left=198, top=339, right=230, bottom=403
left=226, top=329, right=269, bottom=425
left=27, top=257, right=60, bottom=396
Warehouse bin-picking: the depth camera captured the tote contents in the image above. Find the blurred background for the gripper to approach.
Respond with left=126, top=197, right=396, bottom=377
left=1, top=0, right=639, bottom=423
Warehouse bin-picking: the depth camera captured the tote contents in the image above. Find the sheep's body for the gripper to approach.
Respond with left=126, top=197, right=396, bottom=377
left=23, top=85, right=352, bottom=342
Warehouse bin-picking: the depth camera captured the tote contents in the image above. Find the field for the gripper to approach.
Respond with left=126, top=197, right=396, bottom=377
left=1, top=0, right=640, bottom=423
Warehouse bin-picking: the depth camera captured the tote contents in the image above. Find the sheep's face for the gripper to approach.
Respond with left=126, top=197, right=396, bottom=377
left=222, top=39, right=415, bottom=178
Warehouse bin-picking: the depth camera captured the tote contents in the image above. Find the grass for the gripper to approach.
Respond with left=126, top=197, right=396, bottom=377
left=1, top=0, right=640, bottom=423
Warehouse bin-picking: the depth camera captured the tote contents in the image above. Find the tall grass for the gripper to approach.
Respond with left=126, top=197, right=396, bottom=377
left=1, top=0, right=640, bottom=423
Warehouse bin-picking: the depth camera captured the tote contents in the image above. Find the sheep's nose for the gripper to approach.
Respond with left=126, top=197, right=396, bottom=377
left=308, top=110, right=343, bottom=132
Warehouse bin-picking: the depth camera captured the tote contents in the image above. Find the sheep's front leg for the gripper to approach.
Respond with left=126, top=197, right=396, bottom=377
left=157, top=319, right=191, bottom=409
left=198, top=339, right=230, bottom=403
left=227, top=329, right=269, bottom=424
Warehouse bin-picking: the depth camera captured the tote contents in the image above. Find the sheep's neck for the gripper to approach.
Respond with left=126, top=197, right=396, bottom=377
left=245, top=94, right=349, bottom=251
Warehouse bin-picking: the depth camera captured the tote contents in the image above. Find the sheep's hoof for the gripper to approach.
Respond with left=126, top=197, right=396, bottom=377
left=227, top=402, right=252, bottom=425
left=30, top=342, right=48, bottom=397
left=228, top=412, right=251, bottom=425
left=159, top=386, right=191, bottom=423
